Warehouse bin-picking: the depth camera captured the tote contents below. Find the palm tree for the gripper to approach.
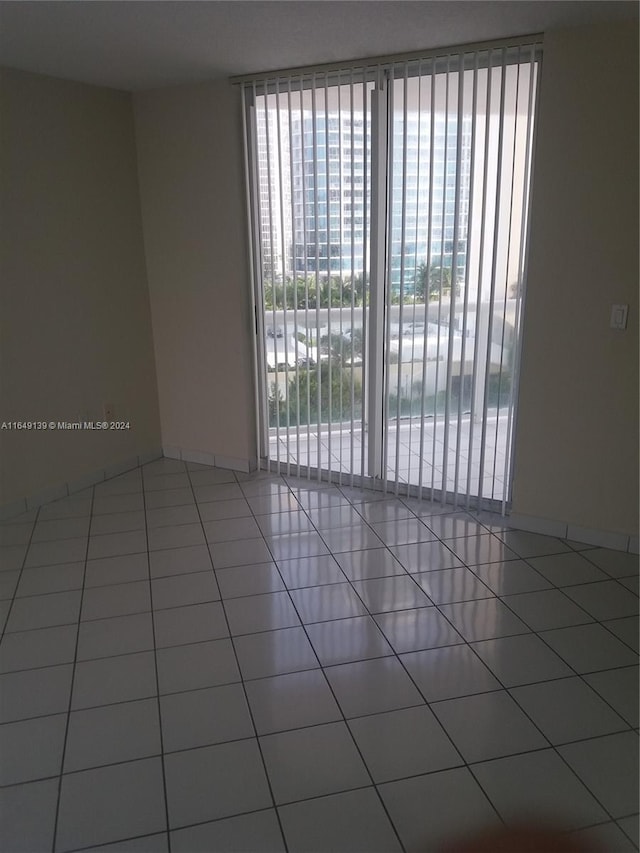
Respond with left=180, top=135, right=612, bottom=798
left=414, top=261, right=452, bottom=301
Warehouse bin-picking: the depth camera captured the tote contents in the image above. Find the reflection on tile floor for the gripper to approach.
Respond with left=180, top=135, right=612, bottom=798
left=0, top=458, right=638, bottom=852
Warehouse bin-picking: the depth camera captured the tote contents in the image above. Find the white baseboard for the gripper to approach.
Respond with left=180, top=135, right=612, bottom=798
left=162, top=445, right=256, bottom=474
left=479, top=510, right=636, bottom=554
left=505, top=513, right=569, bottom=539
left=0, top=447, right=163, bottom=521
left=565, top=524, right=630, bottom=553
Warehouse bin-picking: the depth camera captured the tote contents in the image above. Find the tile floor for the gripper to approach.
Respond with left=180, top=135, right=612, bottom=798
left=268, top=413, right=510, bottom=502
left=0, top=458, right=638, bottom=853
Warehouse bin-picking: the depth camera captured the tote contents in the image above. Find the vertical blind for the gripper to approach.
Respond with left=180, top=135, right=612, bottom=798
left=240, top=37, right=541, bottom=510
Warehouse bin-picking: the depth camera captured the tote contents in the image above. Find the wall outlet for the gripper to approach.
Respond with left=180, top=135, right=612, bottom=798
left=103, top=402, right=115, bottom=420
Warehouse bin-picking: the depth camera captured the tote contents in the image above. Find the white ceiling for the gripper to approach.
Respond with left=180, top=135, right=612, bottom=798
left=0, top=0, right=636, bottom=91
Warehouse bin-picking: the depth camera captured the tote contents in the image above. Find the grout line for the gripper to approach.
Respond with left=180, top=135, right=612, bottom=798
left=142, top=478, right=173, bottom=853
left=185, top=465, right=292, bottom=853
left=51, top=481, right=94, bottom=852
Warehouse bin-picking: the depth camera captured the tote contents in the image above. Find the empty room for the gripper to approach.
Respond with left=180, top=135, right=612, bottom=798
left=0, top=1, right=638, bottom=851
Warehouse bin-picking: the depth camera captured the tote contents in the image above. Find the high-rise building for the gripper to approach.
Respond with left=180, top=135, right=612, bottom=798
left=255, top=108, right=291, bottom=282
left=256, top=103, right=472, bottom=293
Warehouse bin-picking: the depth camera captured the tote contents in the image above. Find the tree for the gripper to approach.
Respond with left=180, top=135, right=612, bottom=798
left=292, top=364, right=362, bottom=426
left=319, top=327, right=364, bottom=366
left=414, top=261, right=452, bottom=302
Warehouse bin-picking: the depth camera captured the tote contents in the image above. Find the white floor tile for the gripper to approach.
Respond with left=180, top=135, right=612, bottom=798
left=334, top=548, right=406, bottom=581
left=471, top=749, right=607, bottom=831
left=156, top=638, right=239, bottom=694
left=151, top=571, right=220, bottom=609
left=306, top=615, right=393, bottom=666
left=75, top=833, right=169, bottom=853
left=540, top=622, right=638, bottom=673
left=276, top=554, right=347, bottom=588
left=501, top=589, right=593, bottom=631
left=0, top=714, right=67, bottom=785
left=55, top=757, right=166, bottom=852
left=494, top=530, right=571, bottom=558
left=225, top=591, right=300, bottom=635
left=0, top=778, right=59, bottom=853
left=87, top=530, right=146, bottom=561
left=279, top=788, right=402, bottom=853
left=603, top=616, right=639, bottom=653
left=6, top=590, right=82, bottom=632
left=148, top=523, right=206, bottom=551
left=149, top=544, right=212, bottom=578
left=71, top=651, right=157, bottom=710
left=93, top=493, right=145, bottom=515
left=245, top=669, right=341, bottom=734
left=153, top=601, right=229, bottom=648
left=234, top=626, right=319, bottom=680
left=90, top=511, right=145, bottom=536
left=618, top=815, right=640, bottom=848
left=144, top=489, right=194, bottom=510
left=164, top=739, right=271, bottom=827
left=77, top=613, right=154, bottom=661
left=400, top=644, right=501, bottom=702
left=16, top=562, right=84, bottom=597
left=378, top=767, right=499, bottom=852
left=438, top=597, right=530, bottom=641
left=584, top=666, right=639, bottom=727
left=559, top=731, right=639, bottom=819
left=64, top=698, right=161, bottom=772
left=32, top=517, right=90, bottom=543
left=569, top=821, right=637, bottom=853
left=470, top=633, right=573, bottom=687
left=203, top=516, right=262, bottom=543
left=171, top=810, right=285, bottom=853
left=348, top=705, right=463, bottom=782
left=289, top=583, right=367, bottom=623
left=84, top=553, right=148, bottom=588
left=198, top=498, right=252, bottom=521
left=324, top=656, right=424, bottom=718
left=583, top=548, right=638, bottom=578
left=160, top=683, right=253, bottom=751
left=0, top=624, right=77, bottom=672
left=81, top=580, right=150, bottom=621
left=510, top=676, right=629, bottom=744
left=526, top=551, right=609, bottom=587
left=414, top=566, right=494, bottom=604
left=25, top=537, right=88, bottom=568
left=209, top=537, right=274, bottom=568
left=260, top=722, right=370, bottom=804
left=374, top=607, right=464, bottom=653
left=432, top=689, right=548, bottom=762
left=446, top=533, right=519, bottom=566
left=369, top=517, right=436, bottom=546
left=390, top=540, right=464, bottom=573
left=265, top=531, right=330, bottom=560
left=215, top=562, right=284, bottom=598
left=563, top=580, right=639, bottom=621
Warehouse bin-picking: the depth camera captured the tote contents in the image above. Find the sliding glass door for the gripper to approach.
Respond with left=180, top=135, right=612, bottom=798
left=242, top=38, right=540, bottom=510
left=248, top=78, right=375, bottom=482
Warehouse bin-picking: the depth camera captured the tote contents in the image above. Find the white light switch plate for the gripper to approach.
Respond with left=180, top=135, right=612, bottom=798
left=610, top=304, right=628, bottom=330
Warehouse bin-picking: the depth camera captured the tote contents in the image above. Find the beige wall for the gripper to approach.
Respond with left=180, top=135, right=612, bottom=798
left=512, top=21, right=639, bottom=535
left=133, top=80, right=256, bottom=466
left=0, top=68, right=161, bottom=505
